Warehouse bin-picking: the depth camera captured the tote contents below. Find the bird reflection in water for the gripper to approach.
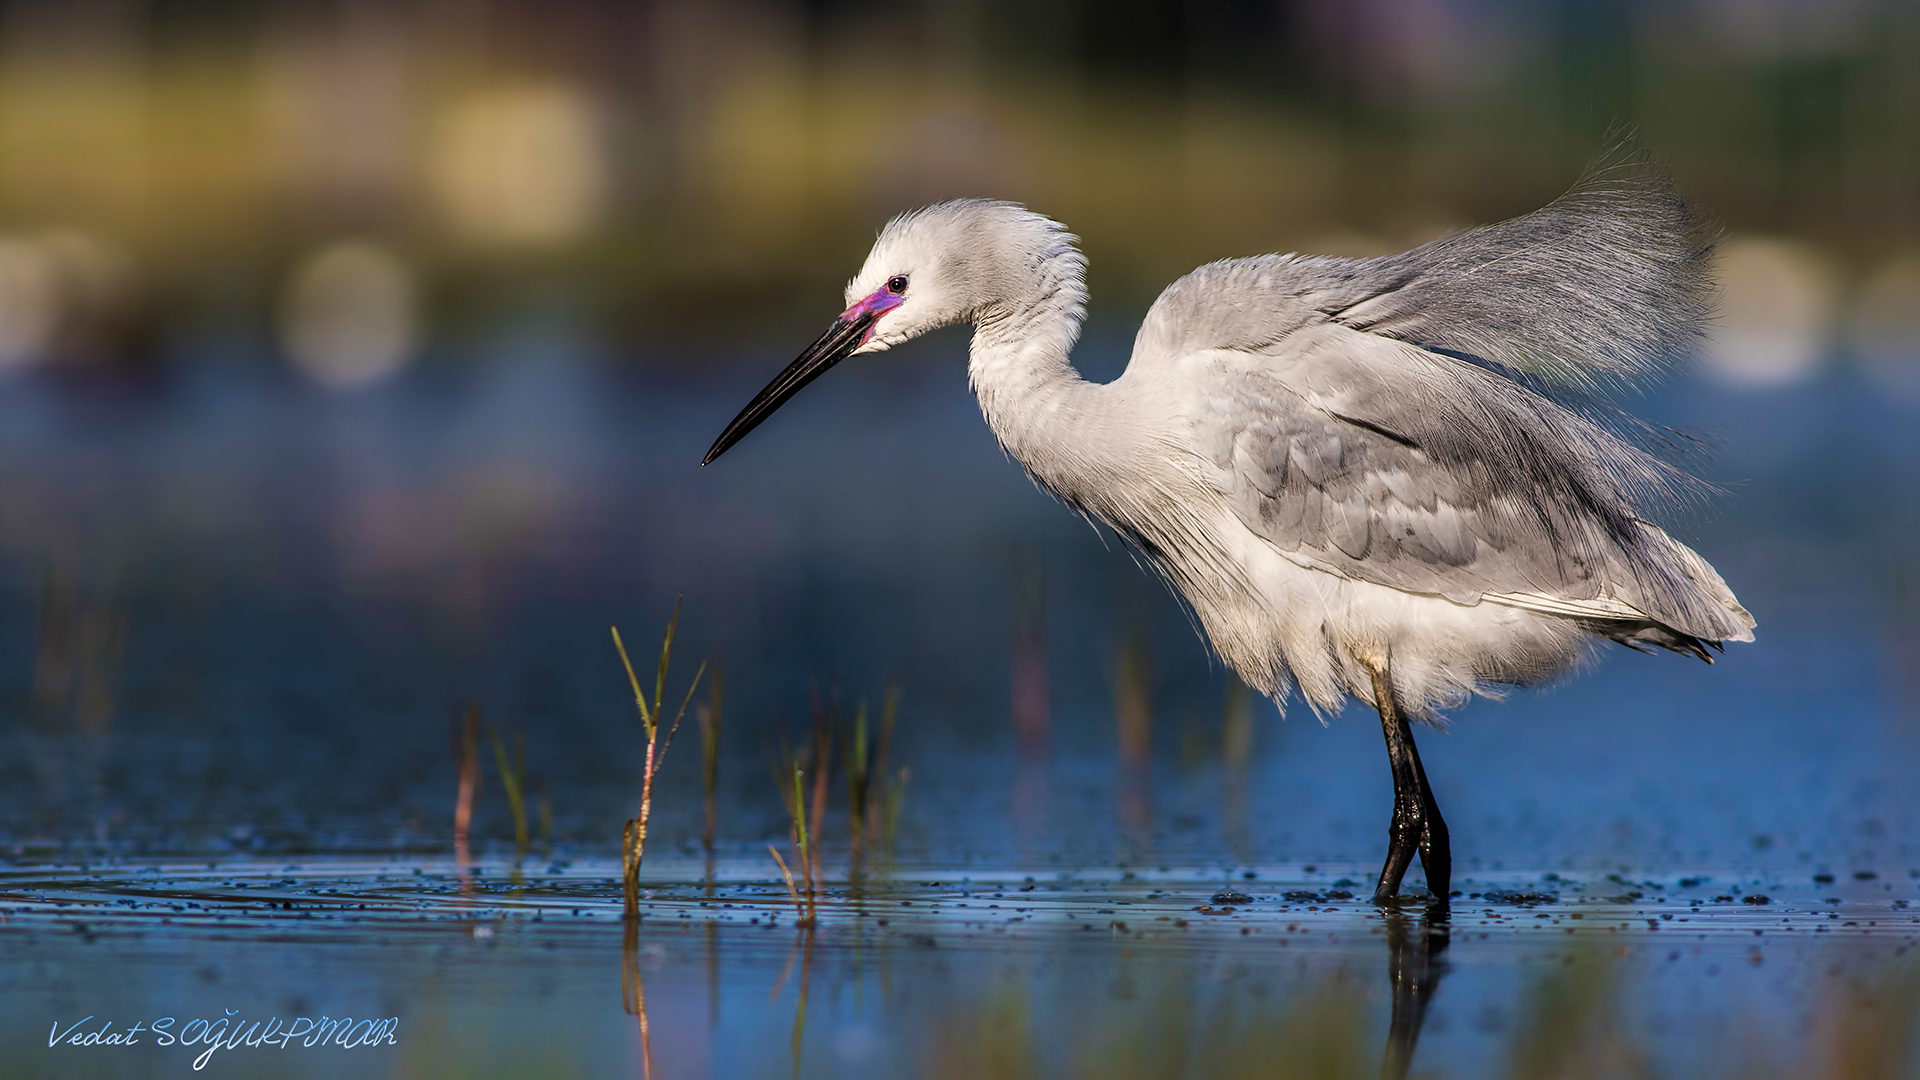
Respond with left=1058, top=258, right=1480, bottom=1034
left=1380, top=903, right=1451, bottom=1080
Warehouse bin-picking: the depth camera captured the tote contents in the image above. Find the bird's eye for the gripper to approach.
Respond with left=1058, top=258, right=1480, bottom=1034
left=886, top=275, right=909, bottom=295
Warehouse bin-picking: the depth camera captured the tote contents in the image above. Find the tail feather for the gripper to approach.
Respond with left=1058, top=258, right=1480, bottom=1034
left=1590, top=619, right=1724, bottom=664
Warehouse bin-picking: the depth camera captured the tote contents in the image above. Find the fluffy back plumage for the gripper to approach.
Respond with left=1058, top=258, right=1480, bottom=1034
left=1130, top=148, right=1751, bottom=673
left=1331, top=150, right=1715, bottom=392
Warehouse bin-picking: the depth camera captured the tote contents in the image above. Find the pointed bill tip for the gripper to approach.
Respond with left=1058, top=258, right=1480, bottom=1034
left=701, top=311, right=874, bottom=468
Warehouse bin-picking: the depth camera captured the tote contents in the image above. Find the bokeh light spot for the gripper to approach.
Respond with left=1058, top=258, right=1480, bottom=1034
left=428, top=83, right=606, bottom=249
left=280, top=239, right=419, bottom=390
left=1702, top=236, right=1839, bottom=387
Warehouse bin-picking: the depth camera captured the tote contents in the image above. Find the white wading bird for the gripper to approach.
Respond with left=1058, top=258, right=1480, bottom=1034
left=703, top=154, right=1755, bottom=905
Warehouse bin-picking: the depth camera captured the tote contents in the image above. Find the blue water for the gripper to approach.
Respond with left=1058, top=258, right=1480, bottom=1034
left=0, top=323, right=1916, bottom=1076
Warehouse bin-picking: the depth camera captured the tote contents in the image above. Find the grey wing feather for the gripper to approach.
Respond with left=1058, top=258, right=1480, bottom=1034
left=1333, top=154, right=1714, bottom=390
left=1146, top=154, right=1752, bottom=645
left=1137, top=146, right=1714, bottom=390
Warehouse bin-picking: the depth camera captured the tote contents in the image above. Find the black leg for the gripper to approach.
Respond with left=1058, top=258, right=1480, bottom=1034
left=1370, top=666, right=1452, bottom=905
left=1407, top=720, right=1451, bottom=902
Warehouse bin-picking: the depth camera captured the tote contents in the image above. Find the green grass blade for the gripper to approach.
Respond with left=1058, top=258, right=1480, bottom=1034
left=611, top=626, right=654, bottom=736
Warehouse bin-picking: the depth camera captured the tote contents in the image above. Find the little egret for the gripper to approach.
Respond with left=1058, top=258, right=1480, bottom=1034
left=703, top=155, right=1755, bottom=905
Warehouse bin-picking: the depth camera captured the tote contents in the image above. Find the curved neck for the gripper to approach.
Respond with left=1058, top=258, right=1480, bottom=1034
left=966, top=262, right=1098, bottom=480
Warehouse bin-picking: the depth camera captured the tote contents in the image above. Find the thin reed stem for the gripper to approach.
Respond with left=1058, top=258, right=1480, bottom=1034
left=612, top=599, right=706, bottom=919
left=488, top=726, right=528, bottom=860
left=769, top=844, right=804, bottom=920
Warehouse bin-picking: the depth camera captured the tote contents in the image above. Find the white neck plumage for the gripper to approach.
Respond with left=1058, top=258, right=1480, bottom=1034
left=964, top=255, right=1105, bottom=498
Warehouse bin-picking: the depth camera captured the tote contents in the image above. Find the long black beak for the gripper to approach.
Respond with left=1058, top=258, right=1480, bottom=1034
left=702, top=311, right=876, bottom=466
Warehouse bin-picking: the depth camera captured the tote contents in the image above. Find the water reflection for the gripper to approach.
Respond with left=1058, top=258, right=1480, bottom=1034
left=765, top=926, right=819, bottom=1080
left=1381, top=906, right=1451, bottom=1080
left=620, top=919, right=658, bottom=1080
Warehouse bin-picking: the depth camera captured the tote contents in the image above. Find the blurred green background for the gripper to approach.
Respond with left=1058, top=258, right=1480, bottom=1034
left=0, top=0, right=1913, bottom=387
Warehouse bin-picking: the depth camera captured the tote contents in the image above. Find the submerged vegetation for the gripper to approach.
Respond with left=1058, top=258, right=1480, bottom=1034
left=765, top=686, right=912, bottom=924
left=771, top=754, right=816, bottom=926
left=699, top=666, right=725, bottom=859
left=845, top=688, right=898, bottom=872
left=450, top=703, right=483, bottom=862
left=612, top=598, right=707, bottom=918
left=437, top=603, right=911, bottom=913
left=487, top=725, right=529, bottom=862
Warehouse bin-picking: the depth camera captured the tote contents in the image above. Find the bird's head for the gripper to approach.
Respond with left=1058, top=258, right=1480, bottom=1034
left=702, top=199, right=1079, bottom=466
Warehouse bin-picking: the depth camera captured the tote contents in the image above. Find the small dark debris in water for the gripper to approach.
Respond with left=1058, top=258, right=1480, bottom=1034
left=1211, top=889, right=1254, bottom=905
left=1332, top=878, right=1356, bottom=888
left=1283, top=890, right=1321, bottom=903
left=1825, top=898, right=1841, bottom=905
left=1324, top=890, right=1353, bottom=900
left=1679, top=877, right=1705, bottom=888
left=1606, top=895, right=1637, bottom=904
left=1743, top=895, right=1771, bottom=905
left=1482, top=889, right=1558, bottom=905
left=1854, top=871, right=1878, bottom=881
left=1713, top=896, right=1734, bottom=903
left=1814, top=873, right=1836, bottom=884
left=1894, top=900, right=1909, bottom=909
left=1242, top=871, right=1257, bottom=880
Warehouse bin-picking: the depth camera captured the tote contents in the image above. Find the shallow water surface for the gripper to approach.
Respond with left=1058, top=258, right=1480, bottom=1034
left=7, top=857, right=1920, bottom=1078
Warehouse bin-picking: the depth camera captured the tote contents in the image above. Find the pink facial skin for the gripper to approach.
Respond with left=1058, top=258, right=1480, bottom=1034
left=843, top=286, right=906, bottom=346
